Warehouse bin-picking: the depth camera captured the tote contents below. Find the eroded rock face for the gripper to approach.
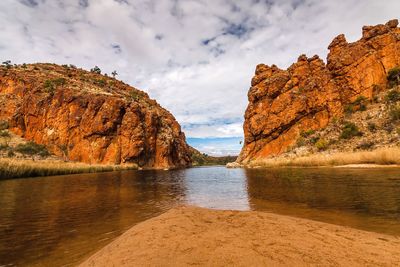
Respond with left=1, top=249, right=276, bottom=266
left=238, top=19, right=400, bottom=163
left=0, top=64, right=191, bottom=169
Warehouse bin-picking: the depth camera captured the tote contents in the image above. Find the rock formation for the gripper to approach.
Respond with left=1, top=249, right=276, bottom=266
left=0, top=63, right=191, bottom=169
left=238, top=19, right=400, bottom=163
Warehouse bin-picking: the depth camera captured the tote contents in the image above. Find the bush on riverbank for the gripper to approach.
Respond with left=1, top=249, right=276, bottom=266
left=0, top=158, right=138, bottom=179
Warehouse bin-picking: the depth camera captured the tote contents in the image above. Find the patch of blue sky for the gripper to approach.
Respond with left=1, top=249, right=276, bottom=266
left=187, top=137, right=243, bottom=156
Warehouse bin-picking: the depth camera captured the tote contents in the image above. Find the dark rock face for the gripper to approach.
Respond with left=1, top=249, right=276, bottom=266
left=0, top=63, right=191, bottom=169
left=238, top=20, right=400, bottom=163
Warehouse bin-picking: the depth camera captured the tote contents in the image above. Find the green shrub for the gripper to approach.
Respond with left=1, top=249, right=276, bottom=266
left=389, top=105, right=400, bottom=122
left=0, top=130, right=10, bottom=138
left=344, top=104, right=354, bottom=115
left=359, top=105, right=367, bottom=111
left=340, top=122, right=363, bottom=139
left=94, top=79, right=106, bottom=87
left=354, top=95, right=367, bottom=105
left=43, top=78, right=66, bottom=94
left=44, top=80, right=55, bottom=94
left=345, top=96, right=368, bottom=114
left=15, top=142, right=50, bottom=158
left=385, top=89, right=400, bottom=103
left=0, top=143, right=9, bottom=151
left=367, top=122, right=377, bottom=132
left=2, top=60, right=11, bottom=69
left=387, top=67, right=400, bottom=88
left=53, top=78, right=66, bottom=86
left=129, top=90, right=140, bottom=101
left=356, top=141, right=374, bottom=150
left=0, top=120, right=9, bottom=130
left=296, top=137, right=306, bottom=147
left=300, top=129, right=315, bottom=138
left=310, top=136, right=319, bottom=144
left=315, top=139, right=328, bottom=151
left=7, top=150, right=15, bottom=157
left=90, top=66, right=101, bottom=74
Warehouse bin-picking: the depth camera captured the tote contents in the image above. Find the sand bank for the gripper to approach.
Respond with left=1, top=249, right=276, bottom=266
left=333, top=164, right=400, bottom=168
left=80, top=206, right=400, bottom=266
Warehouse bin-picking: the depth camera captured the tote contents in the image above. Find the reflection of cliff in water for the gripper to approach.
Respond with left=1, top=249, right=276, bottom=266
left=0, top=170, right=187, bottom=267
left=245, top=168, right=400, bottom=234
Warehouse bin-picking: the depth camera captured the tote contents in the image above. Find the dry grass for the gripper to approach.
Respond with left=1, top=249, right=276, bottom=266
left=0, top=158, right=138, bottom=179
left=247, top=147, right=400, bottom=168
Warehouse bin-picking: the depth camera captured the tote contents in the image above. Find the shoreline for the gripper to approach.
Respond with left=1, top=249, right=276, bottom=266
left=228, top=147, right=400, bottom=169
left=79, top=206, right=400, bottom=266
left=333, top=163, right=400, bottom=168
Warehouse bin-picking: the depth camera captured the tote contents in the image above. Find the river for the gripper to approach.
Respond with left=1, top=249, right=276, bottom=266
left=0, top=167, right=399, bottom=266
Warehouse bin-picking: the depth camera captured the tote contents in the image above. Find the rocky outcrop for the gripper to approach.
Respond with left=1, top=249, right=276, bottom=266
left=238, top=19, right=400, bottom=163
left=0, top=63, right=191, bottom=169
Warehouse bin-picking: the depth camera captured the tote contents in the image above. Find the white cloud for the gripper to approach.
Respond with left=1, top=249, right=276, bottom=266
left=1, top=0, right=399, bottom=142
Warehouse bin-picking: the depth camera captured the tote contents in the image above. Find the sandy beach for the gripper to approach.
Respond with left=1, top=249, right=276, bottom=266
left=80, top=206, right=400, bottom=267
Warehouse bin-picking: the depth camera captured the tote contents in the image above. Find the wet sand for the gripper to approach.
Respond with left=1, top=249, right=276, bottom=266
left=333, top=164, right=400, bottom=168
left=80, top=206, right=400, bottom=267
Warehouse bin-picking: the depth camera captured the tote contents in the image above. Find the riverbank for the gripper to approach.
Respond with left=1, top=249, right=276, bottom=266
left=230, top=147, right=400, bottom=168
left=0, top=158, right=138, bottom=179
left=80, top=206, right=400, bottom=266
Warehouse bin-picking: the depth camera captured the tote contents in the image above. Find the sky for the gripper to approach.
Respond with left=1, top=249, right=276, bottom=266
left=187, top=137, right=242, bottom=156
left=1, top=0, right=399, bottom=155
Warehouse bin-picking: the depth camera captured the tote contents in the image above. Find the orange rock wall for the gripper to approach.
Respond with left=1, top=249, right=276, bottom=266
left=0, top=64, right=191, bottom=169
left=238, top=20, right=400, bottom=163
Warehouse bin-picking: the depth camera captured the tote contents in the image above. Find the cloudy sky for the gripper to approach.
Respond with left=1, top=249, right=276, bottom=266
left=1, top=0, right=399, bottom=155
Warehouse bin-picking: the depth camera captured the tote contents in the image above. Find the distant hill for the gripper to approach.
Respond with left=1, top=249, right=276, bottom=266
left=189, top=146, right=237, bottom=166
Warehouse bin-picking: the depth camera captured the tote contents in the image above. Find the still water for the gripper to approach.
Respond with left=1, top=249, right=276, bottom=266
left=0, top=167, right=400, bottom=266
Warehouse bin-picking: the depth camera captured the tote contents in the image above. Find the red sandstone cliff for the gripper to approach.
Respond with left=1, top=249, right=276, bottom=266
left=0, top=63, right=191, bottom=169
left=238, top=19, right=400, bottom=163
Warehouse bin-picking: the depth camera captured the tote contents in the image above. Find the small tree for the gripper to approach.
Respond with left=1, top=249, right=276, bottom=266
left=90, top=66, right=101, bottom=74
left=15, top=141, right=50, bottom=159
left=2, top=60, right=11, bottom=69
left=387, top=67, right=400, bottom=88
left=340, top=122, right=363, bottom=139
left=385, top=89, right=400, bottom=103
left=111, top=70, right=118, bottom=78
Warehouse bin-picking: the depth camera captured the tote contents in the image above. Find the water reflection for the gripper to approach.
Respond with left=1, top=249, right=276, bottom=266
left=245, top=168, right=400, bottom=235
left=0, top=170, right=188, bottom=267
left=184, top=167, right=249, bottom=210
left=0, top=167, right=400, bottom=266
